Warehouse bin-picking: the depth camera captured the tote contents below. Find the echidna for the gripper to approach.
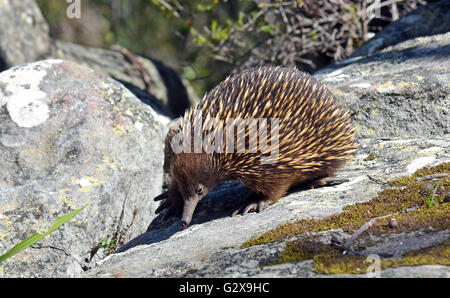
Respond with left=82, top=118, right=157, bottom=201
left=154, top=66, right=358, bottom=228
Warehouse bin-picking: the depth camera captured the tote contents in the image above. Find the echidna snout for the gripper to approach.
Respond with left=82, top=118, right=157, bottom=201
left=181, top=198, right=198, bottom=228
left=180, top=190, right=203, bottom=228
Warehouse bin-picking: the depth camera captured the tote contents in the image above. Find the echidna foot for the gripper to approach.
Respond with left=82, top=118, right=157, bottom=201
left=322, top=177, right=350, bottom=186
left=310, top=177, right=350, bottom=188
left=231, top=200, right=269, bottom=217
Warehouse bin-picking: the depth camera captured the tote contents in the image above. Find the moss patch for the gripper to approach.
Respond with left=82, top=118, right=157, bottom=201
left=97, top=236, right=119, bottom=255
left=387, top=162, right=450, bottom=186
left=270, top=238, right=449, bottom=275
left=313, top=241, right=450, bottom=275
left=369, top=202, right=449, bottom=235
left=242, top=162, right=450, bottom=248
left=243, top=163, right=450, bottom=275
left=313, top=250, right=368, bottom=275
left=272, top=236, right=329, bottom=265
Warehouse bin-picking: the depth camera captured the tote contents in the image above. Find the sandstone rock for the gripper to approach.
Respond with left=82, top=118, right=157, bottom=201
left=0, top=60, right=168, bottom=277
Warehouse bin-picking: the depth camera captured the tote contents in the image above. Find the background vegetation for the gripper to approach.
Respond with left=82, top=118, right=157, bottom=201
left=37, top=0, right=434, bottom=96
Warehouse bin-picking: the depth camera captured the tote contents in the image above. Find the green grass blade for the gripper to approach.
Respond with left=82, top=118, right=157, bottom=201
left=45, top=204, right=87, bottom=235
left=431, top=182, right=441, bottom=207
left=0, top=204, right=87, bottom=263
left=0, top=234, right=42, bottom=263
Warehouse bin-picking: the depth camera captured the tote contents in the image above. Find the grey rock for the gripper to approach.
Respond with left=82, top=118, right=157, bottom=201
left=356, top=229, right=450, bottom=259
left=0, top=0, right=50, bottom=68
left=315, top=32, right=450, bottom=138
left=444, top=192, right=450, bottom=203
left=0, top=60, right=169, bottom=277
left=370, top=265, right=449, bottom=278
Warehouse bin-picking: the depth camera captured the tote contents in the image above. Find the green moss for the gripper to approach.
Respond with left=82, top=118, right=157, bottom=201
left=242, top=162, right=450, bottom=249
left=370, top=202, right=450, bottom=235
left=271, top=237, right=328, bottom=265
left=314, top=241, right=450, bottom=275
left=271, top=238, right=449, bottom=275
left=97, top=236, right=118, bottom=255
left=314, top=251, right=368, bottom=275
left=270, top=237, right=370, bottom=275
left=249, top=162, right=450, bottom=275
left=387, top=162, right=450, bottom=186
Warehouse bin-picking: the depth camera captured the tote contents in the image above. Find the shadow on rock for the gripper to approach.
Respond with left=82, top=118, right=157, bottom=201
left=115, top=181, right=251, bottom=253
left=114, top=180, right=327, bottom=254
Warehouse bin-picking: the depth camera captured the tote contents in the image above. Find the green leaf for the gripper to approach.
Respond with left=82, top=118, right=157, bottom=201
left=197, top=4, right=213, bottom=12
left=211, top=19, right=218, bottom=34
left=194, top=36, right=207, bottom=46
left=197, top=4, right=206, bottom=12
left=237, top=11, right=244, bottom=27
left=0, top=204, right=87, bottom=263
left=260, top=24, right=274, bottom=34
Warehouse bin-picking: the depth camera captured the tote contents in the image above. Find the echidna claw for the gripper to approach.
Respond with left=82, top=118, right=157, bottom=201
left=232, top=200, right=269, bottom=217
left=243, top=203, right=257, bottom=215
left=154, top=191, right=168, bottom=201
left=155, top=200, right=170, bottom=214
left=322, top=177, right=350, bottom=186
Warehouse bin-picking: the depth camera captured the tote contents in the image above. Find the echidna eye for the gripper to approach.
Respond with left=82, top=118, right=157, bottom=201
left=195, top=185, right=204, bottom=195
